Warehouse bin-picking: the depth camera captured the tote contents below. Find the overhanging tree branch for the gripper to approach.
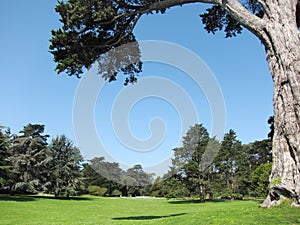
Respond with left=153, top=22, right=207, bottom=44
left=222, top=0, right=266, bottom=38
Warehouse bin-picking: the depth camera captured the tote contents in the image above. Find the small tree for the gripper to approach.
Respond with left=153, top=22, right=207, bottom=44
left=250, top=163, right=272, bottom=197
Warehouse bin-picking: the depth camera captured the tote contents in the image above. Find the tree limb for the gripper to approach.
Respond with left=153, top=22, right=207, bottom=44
left=137, top=0, right=219, bottom=14
left=129, top=0, right=267, bottom=39
left=223, top=0, right=266, bottom=38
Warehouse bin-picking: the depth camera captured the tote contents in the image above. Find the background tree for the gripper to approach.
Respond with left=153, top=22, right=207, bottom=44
left=50, top=0, right=300, bottom=207
left=9, top=124, right=49, bottom=193
left=170, top=124, right=219, bottom=200
left=250, top=162, right=272, bottom=197
left=82, top=157, right=123, bottom=196
left=244, top=139, right=272, bottom=171
left=183, top=124, right=210, bottom=201
left=159, top=176, right=190, bottom=198
left=212, top=129, right=244, bottom=198
left=124, top=164, right=154, bottom=196
left=47, top=135, right=83, bottom=198
left=0, top=127, right=14, bottom=193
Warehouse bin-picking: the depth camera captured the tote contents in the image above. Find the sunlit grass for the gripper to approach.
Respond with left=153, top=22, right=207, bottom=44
left=0, top=195, right=299, bottom=224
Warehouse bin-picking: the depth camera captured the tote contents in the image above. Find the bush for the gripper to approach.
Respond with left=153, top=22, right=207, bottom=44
left=111, top=189, right=122, bottom=197
left=250, top=163, right=272, bottom=197
left=88, top=186, right=107, bottom=196
left=12, top=182, right=37, bottom=194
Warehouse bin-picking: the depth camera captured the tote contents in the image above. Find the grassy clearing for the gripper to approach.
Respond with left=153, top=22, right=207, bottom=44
left=0, top=195, right=299, bottom=225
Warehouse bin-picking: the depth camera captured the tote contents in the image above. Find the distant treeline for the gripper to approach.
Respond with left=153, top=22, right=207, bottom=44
left=0, top=121, right=273, bottom=200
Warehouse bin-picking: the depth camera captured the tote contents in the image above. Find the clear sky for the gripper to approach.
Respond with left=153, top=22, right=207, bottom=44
left=0, top=1, right=273, bottom=175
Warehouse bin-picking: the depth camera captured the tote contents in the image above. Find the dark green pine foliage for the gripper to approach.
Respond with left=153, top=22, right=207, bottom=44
left=50, top=0, right=300, bottom=81
left=9, top=124, right=49, bottom=193
left=0, top=127, right=15, bottom=192
left=200, top=1, right=264, bottom=38
left=50, top=0, right=142, bottom=84
left=159, top=176, right=190, bottom=199
left=245, top=139, right=272, bottom=170
left=183, top=124, right=210, bottom=201
left=212, top=129, right=245, bottom=198
left=47, top=135, right=83, bottom=198
left=171, top=124, right=209, bottom=174
left=171, top=124, right=218, bottom=201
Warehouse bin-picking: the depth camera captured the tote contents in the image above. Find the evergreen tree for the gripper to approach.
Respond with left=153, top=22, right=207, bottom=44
left=9, top=124, right=49, bottom=193
left=0, top=127, right=14, bottom=192
left=47, top=135, right=83, bottom=198
left=244, top=139, right=272, bottom=171
left=124, top=164, right=154, bottom=196
left=171, top=124, right=218, bottom=201
left=83, top=157, right=123, bottom=196
left=213, top=129, right=244, bottom=198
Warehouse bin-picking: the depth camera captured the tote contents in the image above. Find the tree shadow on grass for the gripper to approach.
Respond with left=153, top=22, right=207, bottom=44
left=168, top=199, right=265, bottom=205
left=112, top=213, right=187, bottom=221
left=168, top=199, right=203, bottom=204
left=32, top=195, right=92, bottom=201
left=0, top=194, right=36, bottom=202
left=0, top=194, right=92, bottom=202
left=167, top=199, right=231, bottom=204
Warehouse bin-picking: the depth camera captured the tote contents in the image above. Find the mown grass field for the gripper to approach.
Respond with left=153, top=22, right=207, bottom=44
left=0, top=195, right=299, bottom=225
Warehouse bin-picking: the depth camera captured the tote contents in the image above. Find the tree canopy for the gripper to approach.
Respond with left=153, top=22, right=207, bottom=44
left=50, top=0, right=299, bottom=82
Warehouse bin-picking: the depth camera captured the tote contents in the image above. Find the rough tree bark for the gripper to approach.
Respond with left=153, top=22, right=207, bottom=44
left=258, top=0, right=300, bottom=207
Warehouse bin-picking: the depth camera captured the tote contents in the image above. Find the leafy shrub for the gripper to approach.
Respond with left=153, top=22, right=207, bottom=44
left=250, top=163, right=272, bottom=197
left=88, top=186, right=107, bottom=196
left=12, top=182, right=37, bottom=194
left=111, top=189, right=122, bottom=197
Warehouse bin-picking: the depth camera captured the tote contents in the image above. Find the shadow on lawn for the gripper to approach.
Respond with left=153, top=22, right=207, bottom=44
left=168, top=199, right=227, bottom=204
left=112, top=213, right=187, bottom=221
left=0, top=195, right=36, bottom=202
left=32, top=195, right=92, bottom=201
left=0, top=194, right=92, bottom=202
left=168, top=199, right=265, bottom=205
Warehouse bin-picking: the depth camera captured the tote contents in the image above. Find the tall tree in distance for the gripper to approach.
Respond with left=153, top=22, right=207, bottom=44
left=47, top=135, right=83, bottom=198
left=184, top=124, right=210, bottom=201
left=213, top=129, right=243, bottom=198
left=171, top=124, right=218, bottom=201
left=0, top=127, right=14, bottom=192
left=124, top=164, right=154, bottom=196
left=9, top=124, right=49, bottom=193
left=50, top=0, right=300, bottom=207
left=83, top=157, right=123, bottom=195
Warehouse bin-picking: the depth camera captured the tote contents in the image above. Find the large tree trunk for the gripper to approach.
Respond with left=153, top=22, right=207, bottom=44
left=260, top=1, right=300, bottom=207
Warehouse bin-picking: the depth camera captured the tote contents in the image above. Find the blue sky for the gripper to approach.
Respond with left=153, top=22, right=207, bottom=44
left=0, top=1, right=273, bottom=174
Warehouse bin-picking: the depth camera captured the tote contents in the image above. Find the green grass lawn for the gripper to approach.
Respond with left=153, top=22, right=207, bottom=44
left=0, top=195, right=299, bottom=225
